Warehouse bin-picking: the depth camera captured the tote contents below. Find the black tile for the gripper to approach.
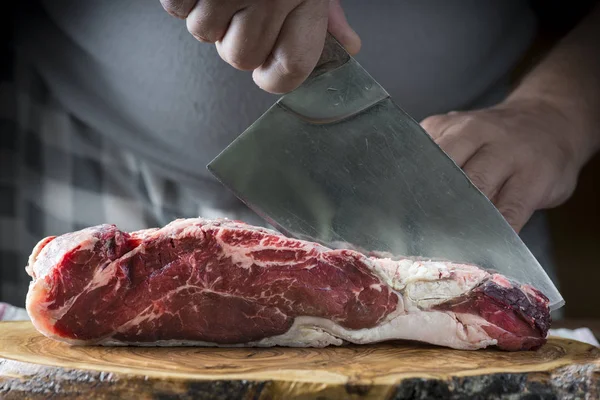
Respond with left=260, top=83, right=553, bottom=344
left=25, top=200, right=45, bottom=238
left=0, top=119, right=17, bottom=150
left=0, top=183, right=16, bottom=216
left=73, top=118, right=103, bottom=148
left=0, top=250, right=27, bottom=306
left=72, top=154, right=103, bottom=193
left=24, top=129, right=43, bottom=173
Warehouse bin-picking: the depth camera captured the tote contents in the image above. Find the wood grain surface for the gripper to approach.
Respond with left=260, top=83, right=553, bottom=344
left=0, top=321, right=598, bottom=399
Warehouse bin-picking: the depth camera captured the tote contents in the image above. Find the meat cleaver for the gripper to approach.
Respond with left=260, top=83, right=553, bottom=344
left=207, top=34, right=564, bottom=311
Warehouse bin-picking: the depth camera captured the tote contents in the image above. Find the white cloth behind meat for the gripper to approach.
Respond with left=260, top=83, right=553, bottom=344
left=0, top=303, right=30, bottom=321
left=549, top=328, right=600, bottom=347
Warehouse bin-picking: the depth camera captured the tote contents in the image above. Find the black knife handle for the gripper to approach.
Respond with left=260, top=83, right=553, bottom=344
left=309, top=33, right=351, bottom=80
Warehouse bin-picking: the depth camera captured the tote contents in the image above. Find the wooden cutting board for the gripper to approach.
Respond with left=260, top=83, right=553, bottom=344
left=0, top=321, right=598, bottom=399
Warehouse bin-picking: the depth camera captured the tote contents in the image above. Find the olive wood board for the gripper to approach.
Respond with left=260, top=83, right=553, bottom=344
left=0, top=321, right=598, bottom=399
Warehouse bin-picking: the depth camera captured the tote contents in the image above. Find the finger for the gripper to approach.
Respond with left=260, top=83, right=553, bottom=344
left=252, top=0, right=329, bottom=94
left=494, top=177, right=539, bottom=233
left=461, top=145, right=513, bottom=200
left=186, top=0, right=247, bottom=43
left=434, top=118, right=487, bottom=167
left=420, top=114, right=454, bottom=140
left=216, top=3, right=291, bottom=71
left=160, top=0, right=198, bottom=19
left=327, top=0, right=361, bottom=55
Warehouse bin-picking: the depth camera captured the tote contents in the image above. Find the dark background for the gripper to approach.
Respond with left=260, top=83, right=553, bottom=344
left=523, top=0, right=600, bottom=319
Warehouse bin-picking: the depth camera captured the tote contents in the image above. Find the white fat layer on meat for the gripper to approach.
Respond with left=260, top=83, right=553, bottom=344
left=368, top=258, right=489, bottom=311
left=163, top=218, right=280, bottom=239
left=91, top=311, right=496, bottom=350
left=255, top=313, right=496, bottom=349
left=28, top=229, right=100, bottom=281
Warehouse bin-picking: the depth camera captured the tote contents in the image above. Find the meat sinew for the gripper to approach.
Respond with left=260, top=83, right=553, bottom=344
left=25, top=218, right=550, bottom=351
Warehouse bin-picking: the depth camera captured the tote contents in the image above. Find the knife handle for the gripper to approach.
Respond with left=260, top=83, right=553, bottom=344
left=309, top=33, right=351, bottom=80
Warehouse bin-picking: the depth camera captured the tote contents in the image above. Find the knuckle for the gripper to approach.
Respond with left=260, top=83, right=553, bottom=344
left=258, top=58, right=311, bottom=93
left=467, top=171, right=492, bottom=195
left=159, top=0, right=178, bottom=12
left=549, top=138, right=577, bottom=173
left=554, top=181, right=577, bottom=206
left=274, top=57, right=312, bottom=81
left=498, top=201, right=528, bottom=229
left=186, top=16, right=221, bottom=43
left=221, top=47, right=261, bottom=71
left=253, top=70, right=294, bottom=94
left=457, top=114, right=479, bottom=129
left=186, top=19, right=206, bottom=41
left=160, top=0, right=193, bottom=18
left=420, top=115, right=443, bottom=132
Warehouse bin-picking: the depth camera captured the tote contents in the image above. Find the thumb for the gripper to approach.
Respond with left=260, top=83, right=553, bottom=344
left=327, top=0, right=361, bottom=55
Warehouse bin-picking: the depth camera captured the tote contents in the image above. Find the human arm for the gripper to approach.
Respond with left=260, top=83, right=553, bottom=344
left=421, top=2, right=600, bottom=232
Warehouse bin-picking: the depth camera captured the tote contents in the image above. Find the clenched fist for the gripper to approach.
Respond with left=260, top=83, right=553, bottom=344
left=160, top=0, right=361, bottom=94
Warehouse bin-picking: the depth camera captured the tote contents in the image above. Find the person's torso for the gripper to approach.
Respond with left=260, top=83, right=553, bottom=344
left=16, top=0, right=537, bottom=188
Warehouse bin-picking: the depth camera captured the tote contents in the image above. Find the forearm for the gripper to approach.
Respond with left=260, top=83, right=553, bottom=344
left=505, top=2, right=600, bottom=168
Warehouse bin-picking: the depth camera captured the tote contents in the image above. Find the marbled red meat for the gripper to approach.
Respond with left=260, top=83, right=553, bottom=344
left=25, top=218, right=550, bottom=350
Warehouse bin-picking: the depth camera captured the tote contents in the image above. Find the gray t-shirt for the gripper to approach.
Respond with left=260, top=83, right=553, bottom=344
left=16, top=0, right=537, bottom=191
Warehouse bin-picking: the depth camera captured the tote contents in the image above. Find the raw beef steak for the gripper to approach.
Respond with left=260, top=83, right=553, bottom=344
left=25, top=218, right=550, bottom=351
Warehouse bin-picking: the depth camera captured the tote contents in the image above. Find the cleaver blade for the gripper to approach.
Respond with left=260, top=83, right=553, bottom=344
left=207, top=34, right=564, bottom=311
